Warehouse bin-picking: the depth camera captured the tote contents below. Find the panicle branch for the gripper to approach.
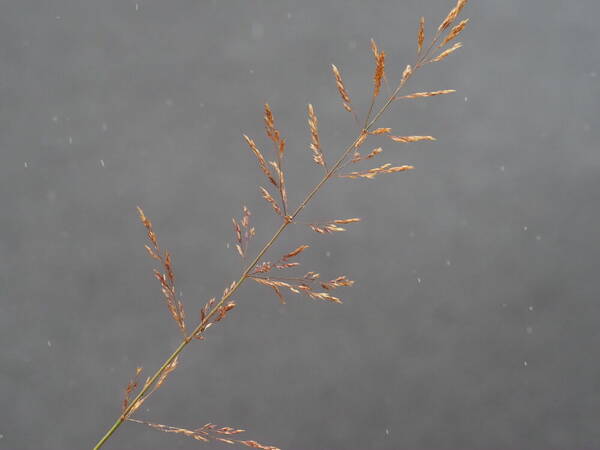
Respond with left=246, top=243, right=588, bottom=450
left=137, top=207, right=186, bottom=336
left=128, top=419, right=280, bottom=450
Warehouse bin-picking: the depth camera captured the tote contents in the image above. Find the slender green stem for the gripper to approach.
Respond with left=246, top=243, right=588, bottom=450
left=92, top=48, right=426, bottom=448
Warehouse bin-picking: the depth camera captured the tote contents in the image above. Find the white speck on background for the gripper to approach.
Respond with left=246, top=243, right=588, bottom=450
left=249, top=69, right=254, bottom=74
left=226, top=242, right=230, bottom=248
left=536, top=235, right=541, bottom=241
left=464, top=96, right=468, bottom=102
left=325, top=251, right=331, bottom=258
left=526, top=326, right=533, bottom=335
left=100, top=159, right=105, bottom=167
left=528, top=306, right=534, bottom=311
left=52, top=115, right=58, bottom=123
left=135, top=2, right=139, bottom=11
left=0, top=434, right=3, bottom=439
left=24, top=162, right=28, bottom=168
left=445, top=259, right=451, bottom=266
left=385, top=429, right=390, bottom=436
left=523, top=226, right=528, bottom=231
left=417, top=277, right=422, bottom=284
left=68, top=136, right=73, bottom=144
left=499, top=165, right=505, bottom=172
left=523, top=361, right=528, bottom=367
left=47, top=340, right=52, bottom=347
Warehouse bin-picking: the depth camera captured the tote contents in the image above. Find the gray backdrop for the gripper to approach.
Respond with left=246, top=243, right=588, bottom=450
left=2, top=0, right=600, bottom=449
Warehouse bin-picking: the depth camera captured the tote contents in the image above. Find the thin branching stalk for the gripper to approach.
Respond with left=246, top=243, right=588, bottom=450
left=92, top=2, right=469, bottom=447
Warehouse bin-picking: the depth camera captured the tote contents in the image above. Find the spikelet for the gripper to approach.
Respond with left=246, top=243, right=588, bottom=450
left=307, top=104, right=325, bottom=167
left=340, top=163, right=414, bottom=179
left=389, top=135, right=436, bottom=143
left=440, top=18, right=469, bottom=47
left=259, top=186, right=282, bottom=216
left=243, top=135, right=278, bottom=187
left=401, top=64, right=413, bottom=84
left=232, top=206, right=255, bottom=259
left=308, top=218, right=361, bottom=234
left=122, top=367, right=143, bottom=415
left=331, top=64, right=353, bottom=113
left=370, top=39, right=386, bottom=98
left=401, top=89, right=456, bottom=99
left=438, top=0, right=468, bottom=32
left=430, top=42, right=463, bottom=63
left=321, top=275, right=355, bottom=290
left=370, top=128, right=392, bottom=135
left=263, top=104, right=281, bottom=152
left=417, top=16, right=425, bottom=55
left=365, top=147, right=383, bottom=159
left=355, top=131, right=368, bottom=149
left=282, top=244, right=310, bottom=261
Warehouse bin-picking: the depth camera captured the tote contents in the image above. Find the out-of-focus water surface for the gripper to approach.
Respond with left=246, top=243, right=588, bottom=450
left=2, top=0, right=600, bottom=448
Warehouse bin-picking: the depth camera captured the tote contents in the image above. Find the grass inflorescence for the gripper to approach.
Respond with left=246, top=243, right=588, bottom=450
left=92, top=1, right=470, bottom=448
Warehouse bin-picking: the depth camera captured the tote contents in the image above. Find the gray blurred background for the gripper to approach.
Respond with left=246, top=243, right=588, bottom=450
left=2, top=0, right=600, bottom=448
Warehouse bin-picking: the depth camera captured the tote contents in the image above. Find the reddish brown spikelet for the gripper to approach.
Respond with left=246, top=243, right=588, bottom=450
left=232, top=206, right=255, bottom=259
left=308, top=218, right=360, bottom=234
left=122, top=366, right=143, bottom=414
left=259, top=186, right=282, bottom=216
left=321, top=275, right=355, bottom=290
left=239, top=440, right=280, bottom=450
left=334, top=218, right=361, bottom=224
left=331, top=64, right=353, bottom=113
left=263, top=104, right=280, bottom=147
left=306, top=291, right=342, bottom=304
left=401, top=89, right=456, bottom=99
left=370, top=39, right=386, bottom=98
left=430, top=42, right=463, bottom=62
left=137, top=206, right=158, bottom=249
left=244, top=135, right=278, bottom=187
left=340, top=163, right=414, bottom=179
left=370, top=128, right=392, bottom=135
left=417, top=16, right=425, bottom=54
left=438, top=0, right=468, bottom=32
left=282, top=244, right=310, bottom=261
left=307, top=104, right=325, bottom=167
left=365, top=147, right=383, bottom=159
left=355, top=131, right=368, bottom=149
left=215, top=301, right=236, bottom=322
left=440, top=18, right=469, bottom=47
left=390, top=135, right=436, bottom=143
